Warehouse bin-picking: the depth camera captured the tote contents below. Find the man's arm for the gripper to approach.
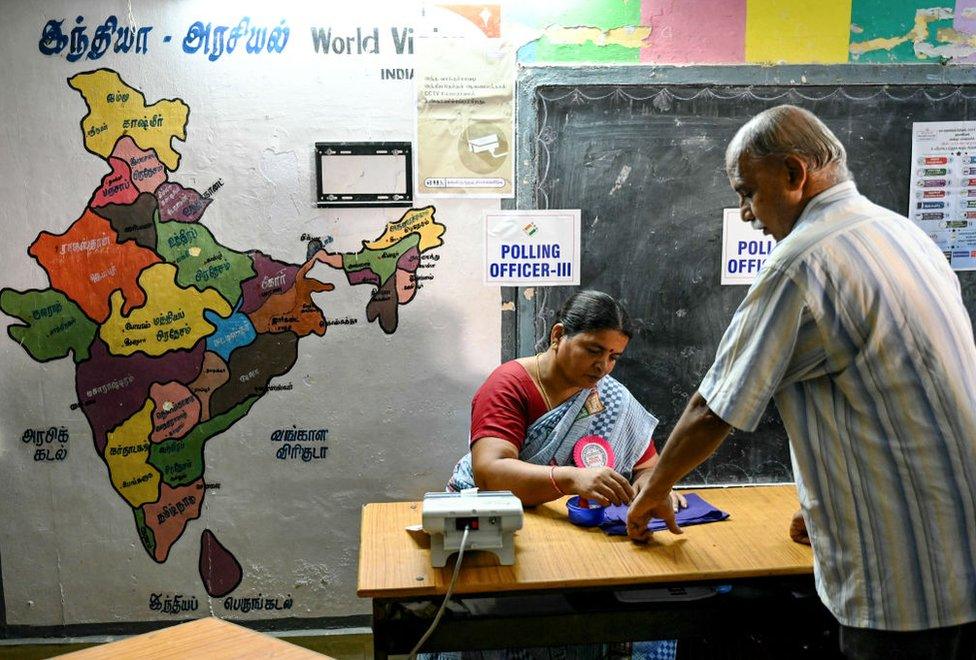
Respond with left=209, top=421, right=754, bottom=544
left=626, top=392, right=732, bottom=540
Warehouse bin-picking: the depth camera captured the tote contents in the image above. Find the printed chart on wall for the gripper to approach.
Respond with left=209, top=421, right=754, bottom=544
left=0, top=68, right=447, bottom=607
left=909, top=121, right=976, bottom=270
left=415, top=25, right=515, bottom=198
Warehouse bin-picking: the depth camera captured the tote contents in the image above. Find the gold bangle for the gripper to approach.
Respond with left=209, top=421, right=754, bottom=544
left=549, top=465, right=566, bottom=496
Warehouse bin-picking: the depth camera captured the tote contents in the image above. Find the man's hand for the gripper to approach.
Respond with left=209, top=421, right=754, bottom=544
left=568, top=467, right=635, bottom=506
left=789, top=509, right=811, bottom=545
left=632, top=470, right=687, bottom=513
left=627, top=487, right=683, bottom=542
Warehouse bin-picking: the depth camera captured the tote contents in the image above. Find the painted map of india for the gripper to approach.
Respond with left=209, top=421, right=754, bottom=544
left=0, top=68, right=445, bottom=597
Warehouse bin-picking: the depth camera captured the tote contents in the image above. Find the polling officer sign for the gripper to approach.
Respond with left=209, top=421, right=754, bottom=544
left=721, top=208, right=777, bottom=285
left=484, top=210, right=580, bottom=285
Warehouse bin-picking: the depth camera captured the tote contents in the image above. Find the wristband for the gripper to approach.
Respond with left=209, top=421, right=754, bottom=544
left=549, top=465, right=566, bottom=496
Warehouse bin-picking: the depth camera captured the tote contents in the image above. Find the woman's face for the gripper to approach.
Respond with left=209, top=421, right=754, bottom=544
left=552, top=326, right=630, bottom=389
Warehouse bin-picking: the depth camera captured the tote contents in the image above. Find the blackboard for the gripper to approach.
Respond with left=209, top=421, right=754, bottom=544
left=513, top=66, right=976, bottom=485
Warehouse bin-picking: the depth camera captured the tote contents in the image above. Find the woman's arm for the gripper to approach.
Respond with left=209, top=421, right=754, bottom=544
left=471, top=437, right=635, bottom=507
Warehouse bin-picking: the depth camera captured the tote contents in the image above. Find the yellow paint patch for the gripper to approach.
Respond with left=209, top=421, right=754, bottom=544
left=745, top=0, right=852, bottom=64
left=937, top=27, right=976, bottom=48
left=105, top=400, right=160, bottom=507
left=68, top=69, right=189, bottom=171
left=363, top=206, right=445, bottom=252
left=542, top=25, right=652, bottom=49
left=99, top=263, right=232, bottom=357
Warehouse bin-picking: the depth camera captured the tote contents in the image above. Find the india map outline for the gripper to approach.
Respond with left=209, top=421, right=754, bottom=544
left=0, top=68, right=445, bottom=598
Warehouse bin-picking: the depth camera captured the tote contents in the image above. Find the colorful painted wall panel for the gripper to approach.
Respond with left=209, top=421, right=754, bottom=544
left=512, top=0, right=645, bottom=63
left=641, top=0, right=746, bottom=63
left=509, top=0, right=976, bottom=66
left=953, top=0, right=976, bottom=62
left=745, top=0, right=853, bottom=64
left=850, top=0, right=953, bottom=62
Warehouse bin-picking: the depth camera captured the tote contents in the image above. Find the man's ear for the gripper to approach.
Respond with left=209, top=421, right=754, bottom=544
left=783, top=154, right=807, bottom=191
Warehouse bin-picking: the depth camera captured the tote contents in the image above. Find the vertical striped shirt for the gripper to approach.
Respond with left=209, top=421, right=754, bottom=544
left=700, top=181, right=976, bottom=631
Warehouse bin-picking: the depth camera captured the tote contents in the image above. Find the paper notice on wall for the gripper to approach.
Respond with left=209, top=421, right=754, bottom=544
left=416, top=36, right=514, bottom=198
left=484, top=210, right=580, bottom=285
left=721, top=208, right=776, bottom=285
left=909, top=121, right=976, bottom=270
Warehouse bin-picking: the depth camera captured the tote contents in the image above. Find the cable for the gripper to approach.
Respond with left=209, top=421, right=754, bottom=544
left=409, top=526, right=470, bottom=659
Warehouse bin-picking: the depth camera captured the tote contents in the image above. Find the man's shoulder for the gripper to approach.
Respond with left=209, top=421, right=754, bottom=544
left=769, top=196, right=900, bottom=271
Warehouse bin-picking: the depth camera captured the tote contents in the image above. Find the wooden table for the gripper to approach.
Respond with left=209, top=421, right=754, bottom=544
left=58, top=617, right=331, bottom=659
left=359, top=485, right=838, bottom=658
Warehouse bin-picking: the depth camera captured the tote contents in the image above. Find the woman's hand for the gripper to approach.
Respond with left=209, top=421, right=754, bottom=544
left=565, top=466, right=635, bottom=506
left=668, top=490, right=688, bottom=513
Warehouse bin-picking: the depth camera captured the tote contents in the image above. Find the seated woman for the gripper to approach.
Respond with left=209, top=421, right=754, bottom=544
left=449, top=289, right=684, bottom=511
left=437, top=291, right=682, bottom=660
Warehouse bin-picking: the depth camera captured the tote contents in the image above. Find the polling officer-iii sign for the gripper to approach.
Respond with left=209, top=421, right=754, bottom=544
left=484, top=210, right=580, bottom=286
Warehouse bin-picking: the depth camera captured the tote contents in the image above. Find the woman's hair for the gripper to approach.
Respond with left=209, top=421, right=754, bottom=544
left=552, top=290, right=634, bottom=339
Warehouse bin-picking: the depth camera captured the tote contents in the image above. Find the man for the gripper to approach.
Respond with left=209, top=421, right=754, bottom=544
left=627, top=105, right=976, bottom=659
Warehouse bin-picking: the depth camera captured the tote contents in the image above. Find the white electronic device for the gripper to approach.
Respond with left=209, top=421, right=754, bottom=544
left=421, top=489, right=524, bottom=567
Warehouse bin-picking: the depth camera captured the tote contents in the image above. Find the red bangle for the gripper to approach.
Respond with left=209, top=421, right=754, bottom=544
left=549, top=465, right=566, bottom=496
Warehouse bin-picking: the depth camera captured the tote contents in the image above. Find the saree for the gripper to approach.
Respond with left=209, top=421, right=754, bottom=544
left=448, top=375, right=658, bottom=491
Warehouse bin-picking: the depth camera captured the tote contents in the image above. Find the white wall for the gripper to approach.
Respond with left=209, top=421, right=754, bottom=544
left=0, top=0, right=501, bottom=626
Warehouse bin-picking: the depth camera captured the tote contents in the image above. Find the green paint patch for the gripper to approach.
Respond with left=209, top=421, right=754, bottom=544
left=342, top=233, right=420, bottom=284
left=532, top=37, right=640, bottom=63
left=0, top=288, right=98, bottom=362
left=134, top=507, right=156, bottom=557
left=850, top=0, right=952, bottom=62
left=510, top=0, right=641, bottom=31
left=155, top=212, right=256, bottom=308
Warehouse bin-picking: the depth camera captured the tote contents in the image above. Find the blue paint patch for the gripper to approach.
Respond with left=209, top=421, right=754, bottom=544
left=517, top=39, right=538, bottom=63
left=204, top=309, right=257, bottom=361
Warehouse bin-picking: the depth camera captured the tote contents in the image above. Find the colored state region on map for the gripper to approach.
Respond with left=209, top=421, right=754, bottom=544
left=68, top=69, right=189, bottom=171
left=0, top=288, right=98, bottom=362
left=29, top=209, right=161, bottom=323
left=99, top=263, right=232, bottom=357
left=155, top=218, right=255, bottom=308
left=200, top=529, right=243, bottom=597
left=312, top=206, right=445, bottom=334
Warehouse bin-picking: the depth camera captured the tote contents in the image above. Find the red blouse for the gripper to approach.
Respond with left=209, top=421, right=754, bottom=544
left=470, top=360, right=656, bottom=465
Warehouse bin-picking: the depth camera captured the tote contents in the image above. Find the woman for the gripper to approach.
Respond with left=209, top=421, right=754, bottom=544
left=435, top=291, right=681, bottom=660
left=449, top=290, right=684, bottom=512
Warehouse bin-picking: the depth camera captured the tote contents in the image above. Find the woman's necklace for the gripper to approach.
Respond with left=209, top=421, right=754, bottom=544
left=534, top=352, right=554, bottom=410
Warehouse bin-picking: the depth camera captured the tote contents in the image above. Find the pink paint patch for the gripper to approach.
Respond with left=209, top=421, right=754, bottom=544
left=953, top=0, right=976, bottom=63
left=149, top=381, right=201, bottom=443
left=90, top=157, right=138, bottom=208
left=395, top=268, right=417, bottom=304
left=641, top=0, right=746, bottom=64
left=110, top=136, right=167, bottom=194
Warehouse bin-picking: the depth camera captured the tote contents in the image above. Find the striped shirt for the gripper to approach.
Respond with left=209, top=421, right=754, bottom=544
left=699, top=181, right=976, bottom=631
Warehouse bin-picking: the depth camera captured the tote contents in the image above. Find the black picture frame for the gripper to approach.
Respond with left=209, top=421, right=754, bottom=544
left=315, top=142, right=413, bottom=208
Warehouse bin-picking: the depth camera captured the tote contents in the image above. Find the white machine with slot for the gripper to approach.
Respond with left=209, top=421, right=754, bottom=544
left=421, top=490, right=524, bottom=567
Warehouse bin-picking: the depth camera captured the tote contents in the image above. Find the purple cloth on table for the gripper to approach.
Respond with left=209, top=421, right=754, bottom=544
left=599, top=493, right=729, bottom=535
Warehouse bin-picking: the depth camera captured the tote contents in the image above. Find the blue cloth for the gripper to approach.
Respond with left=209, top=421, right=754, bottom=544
left=599, top=493, right=729, bottom=535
